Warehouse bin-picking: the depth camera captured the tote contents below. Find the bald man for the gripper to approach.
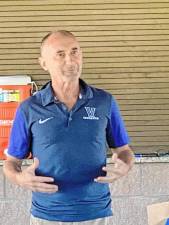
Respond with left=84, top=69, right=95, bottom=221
left=3, top=30, right=134, bottom=225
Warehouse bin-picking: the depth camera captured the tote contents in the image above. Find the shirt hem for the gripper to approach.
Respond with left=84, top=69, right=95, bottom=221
left=30, top=210, right=113, bottom=222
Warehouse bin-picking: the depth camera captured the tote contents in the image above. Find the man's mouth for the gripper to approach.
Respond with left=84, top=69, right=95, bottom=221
left=66, top=67, right=75, bottom=71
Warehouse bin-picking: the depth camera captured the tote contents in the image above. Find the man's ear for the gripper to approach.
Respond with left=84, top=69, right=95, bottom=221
left=38, top=57, right=48, bottom=71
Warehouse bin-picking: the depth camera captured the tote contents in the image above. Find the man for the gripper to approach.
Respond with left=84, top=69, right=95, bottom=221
left=3, top=30, right=134, bottom=225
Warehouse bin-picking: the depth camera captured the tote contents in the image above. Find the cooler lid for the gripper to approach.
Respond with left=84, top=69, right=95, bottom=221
left=0, top=75, right=31, bottom=85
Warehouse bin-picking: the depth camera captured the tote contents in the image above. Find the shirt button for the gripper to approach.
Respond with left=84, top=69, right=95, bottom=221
left=79, top=93, right=82, bottom=99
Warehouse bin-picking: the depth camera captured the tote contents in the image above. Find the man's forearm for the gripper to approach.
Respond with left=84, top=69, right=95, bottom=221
left=3, top=160, right=22, bottom=185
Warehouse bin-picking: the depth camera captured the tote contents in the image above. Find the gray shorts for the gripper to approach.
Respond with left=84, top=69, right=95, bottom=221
left=30, top=215, right=109, bottom=225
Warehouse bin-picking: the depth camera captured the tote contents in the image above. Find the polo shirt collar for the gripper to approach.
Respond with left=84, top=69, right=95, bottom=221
left=40, top=79, right=93, bottom=106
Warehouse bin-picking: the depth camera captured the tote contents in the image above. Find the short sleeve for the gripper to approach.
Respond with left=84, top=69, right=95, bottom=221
left=106, top=96, right=130, bottom=148
left=7, top=107, right=31, bottom=159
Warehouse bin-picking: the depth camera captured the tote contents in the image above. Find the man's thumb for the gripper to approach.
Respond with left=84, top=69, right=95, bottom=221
left=31, top=157, right=39, bottom=170
left=112, top=153, right=118, bottom=163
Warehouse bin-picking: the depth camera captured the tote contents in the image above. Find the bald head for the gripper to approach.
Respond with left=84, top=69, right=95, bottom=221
left=40, top=30, right=77, bottom=55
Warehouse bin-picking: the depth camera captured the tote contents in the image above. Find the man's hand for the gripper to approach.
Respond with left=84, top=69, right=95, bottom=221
left=94, top=153, right=131, bottom=183
left=16, top=157, right=58, bottom=193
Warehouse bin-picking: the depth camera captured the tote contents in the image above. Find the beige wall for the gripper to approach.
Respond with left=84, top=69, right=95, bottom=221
left=0, top=0, right=169, bottom=153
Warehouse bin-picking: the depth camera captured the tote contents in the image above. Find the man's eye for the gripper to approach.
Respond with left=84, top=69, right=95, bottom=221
left=58, top=53, right=65, bottom=57
left=71, top=50, right=78, bottom=55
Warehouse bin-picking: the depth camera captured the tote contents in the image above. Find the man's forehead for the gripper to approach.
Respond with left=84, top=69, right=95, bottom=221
left=43, top=34, right=80, bottom=51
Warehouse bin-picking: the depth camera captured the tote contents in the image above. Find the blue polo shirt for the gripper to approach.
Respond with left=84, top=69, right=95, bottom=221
left=166, top=219, right=169, bottom=225
left=8, top=79, right=130, bottom=222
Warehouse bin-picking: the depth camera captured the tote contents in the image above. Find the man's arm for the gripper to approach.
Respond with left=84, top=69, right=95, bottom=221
left=3, top=156, right=58, bottom=193
left=94, top=144, right=135, bottom=183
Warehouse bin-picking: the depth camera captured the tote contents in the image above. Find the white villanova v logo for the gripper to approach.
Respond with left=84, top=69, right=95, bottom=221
left=83, top=107, right=99, bottom=120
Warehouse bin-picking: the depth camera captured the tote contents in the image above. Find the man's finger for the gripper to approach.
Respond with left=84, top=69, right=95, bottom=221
left=32, top=187, right=58, bottom=193
left=33, top=182, right=58, bottom=191
left=32, top=176, right=54, bottom=183
left=102, top=161, right=125, bottom=171
left=94, top=175, right=117, bottom=183
left=102, top=166, right=125, bottom=176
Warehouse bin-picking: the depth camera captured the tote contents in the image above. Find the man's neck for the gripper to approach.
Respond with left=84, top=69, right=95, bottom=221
left=51, top=78, right=80, bottom=103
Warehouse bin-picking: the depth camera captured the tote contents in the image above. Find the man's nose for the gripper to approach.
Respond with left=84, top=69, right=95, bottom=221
left=65, top=54, right=72, bottom=65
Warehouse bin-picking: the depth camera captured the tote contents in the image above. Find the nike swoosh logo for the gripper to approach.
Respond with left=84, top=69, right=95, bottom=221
left=39, top=117, right=54, bottom=124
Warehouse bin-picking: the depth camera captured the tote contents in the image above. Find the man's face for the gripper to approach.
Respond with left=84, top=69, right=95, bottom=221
left=39, top=34, right=82, bottom=81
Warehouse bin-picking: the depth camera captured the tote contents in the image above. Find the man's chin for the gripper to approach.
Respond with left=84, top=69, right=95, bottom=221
left=64, top=72, right=80, bottom=78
